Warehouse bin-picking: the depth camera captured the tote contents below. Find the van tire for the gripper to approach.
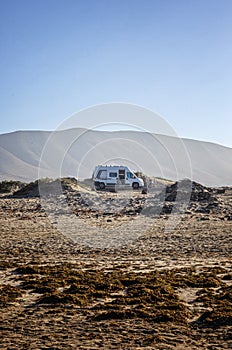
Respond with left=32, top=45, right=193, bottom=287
left=132, top=182, right=139, bottom=189
left=99, top=182, right=105, bottom=190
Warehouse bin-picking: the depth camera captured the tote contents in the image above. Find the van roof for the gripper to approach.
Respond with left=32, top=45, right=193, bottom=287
left=96, top=165, right=129, bottom=167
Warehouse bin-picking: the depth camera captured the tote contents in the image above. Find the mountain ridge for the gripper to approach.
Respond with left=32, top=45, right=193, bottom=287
left=2, top=128, right=231, bottom=149
left=0, top=128, right=231, bottom=187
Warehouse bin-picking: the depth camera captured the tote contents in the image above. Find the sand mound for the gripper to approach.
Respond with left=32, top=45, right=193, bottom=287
left=0, top=180, right=25, bottom=194
left=13, top=177, right=81, bottom=198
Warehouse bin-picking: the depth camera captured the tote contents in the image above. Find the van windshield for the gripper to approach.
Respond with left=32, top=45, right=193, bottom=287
left=97, top=170, right=107, bottom=179
left=127, top=172, right=135, bottom=179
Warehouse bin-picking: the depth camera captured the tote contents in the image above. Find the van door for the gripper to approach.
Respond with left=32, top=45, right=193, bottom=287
left=118, top=169, right=125, bottom=185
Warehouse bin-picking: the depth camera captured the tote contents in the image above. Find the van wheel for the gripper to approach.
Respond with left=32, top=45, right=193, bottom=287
left=94, top=181, right=100, bottom=190
left=132, top=182, right=139, bottom=189
left=99, top=182, right=105, bottom=190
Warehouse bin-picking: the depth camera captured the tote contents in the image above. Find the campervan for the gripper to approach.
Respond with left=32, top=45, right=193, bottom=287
left=93, top=165, right=144, bottom=190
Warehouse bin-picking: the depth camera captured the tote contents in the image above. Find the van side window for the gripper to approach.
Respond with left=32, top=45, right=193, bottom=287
left=109, top=172, right=117, bottom=178
left=127, top=172, right=135, bottom=179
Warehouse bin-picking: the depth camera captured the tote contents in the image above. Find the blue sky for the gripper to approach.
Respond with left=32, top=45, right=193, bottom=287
left=1, top=0, right=232, bottom=147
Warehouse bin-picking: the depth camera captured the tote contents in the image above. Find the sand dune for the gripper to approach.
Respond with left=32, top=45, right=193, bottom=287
left=0, top=129, right=232, bottom=186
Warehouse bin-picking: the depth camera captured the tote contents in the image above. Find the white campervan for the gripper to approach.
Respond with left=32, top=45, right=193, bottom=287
left=93, top=165, right=144, bottom=190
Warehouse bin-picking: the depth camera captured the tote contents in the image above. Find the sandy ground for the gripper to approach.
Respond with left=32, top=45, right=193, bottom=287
left=0, top=184, right=232, bottom=349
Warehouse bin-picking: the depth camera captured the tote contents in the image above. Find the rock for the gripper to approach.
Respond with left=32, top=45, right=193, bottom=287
left=195, top=206, right=211, bottom=214
left=161, top=203, right=173, bottom=214
left=200, top=216, right=210, bottom=220
left=163, top=179, right=215, bottom=203
left=214, top=188, right=226, bottom=194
